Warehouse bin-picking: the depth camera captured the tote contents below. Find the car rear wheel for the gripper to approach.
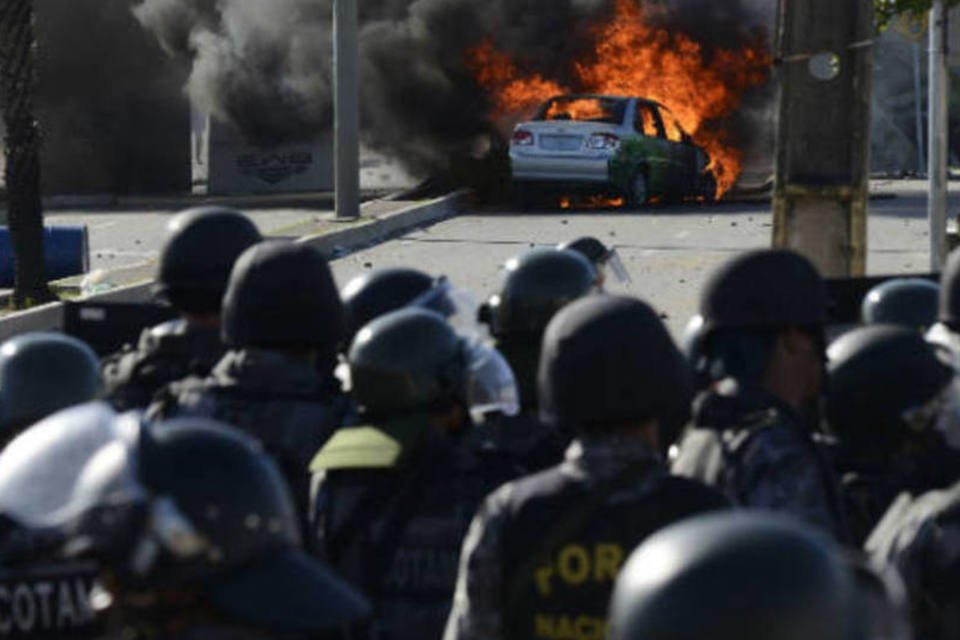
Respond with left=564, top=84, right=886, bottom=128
left=627, top=171, right=648, bottom=209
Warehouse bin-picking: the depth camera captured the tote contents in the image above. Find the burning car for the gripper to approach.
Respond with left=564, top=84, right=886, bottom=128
left=509, top=94, right=716, bottom=207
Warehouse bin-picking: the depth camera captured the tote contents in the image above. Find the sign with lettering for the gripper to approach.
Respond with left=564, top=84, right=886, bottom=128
left=0, top=562, right=100, bottom=638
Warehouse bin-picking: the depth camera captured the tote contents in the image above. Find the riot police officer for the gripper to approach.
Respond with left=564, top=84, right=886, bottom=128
left=609, top=512, right=907, bottom=640
left=102, top=207, right=262, bottom=410
left=444, top=295, right=728, bottom=640
left=479, top=248, right=598, bottom=416
left=0, top=408, right=371, bottom=639
left=868, top=474, right=960, bottom=640
left=861, top=278, right=939, bottom=331
left=150, top=241, right=349, bottom=516
left=556, top=237, right=631, bottom=288
left=310, top=307, right=520, bottom=640
left=341, top=267, right=436, bottom=345
left=670, top=249, right=847, bottom=539
left=826, top=325, right=960, bottom=544
left=0, top=332, right=101, bottom=445
left=338, top=268, right=483, bottom=388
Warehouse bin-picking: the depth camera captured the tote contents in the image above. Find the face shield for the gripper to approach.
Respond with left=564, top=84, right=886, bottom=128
left=0, top=407, right=211, bottom=577
left=0, top=402, right=133, bottom=530
left=600, top=248, right=632, bottom=285
left=461, top=338, right=520, bottom=425
left=410, top=277, right=489, bottom=341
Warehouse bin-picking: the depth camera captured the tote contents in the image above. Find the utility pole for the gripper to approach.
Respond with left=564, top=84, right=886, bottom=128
left=928, top=1, right=948, bottom=270
left=0, top=0, right=54, bottom=307
left=334, top=0, right=360, bottom=220
left=772, top=0, right=874, bottom=277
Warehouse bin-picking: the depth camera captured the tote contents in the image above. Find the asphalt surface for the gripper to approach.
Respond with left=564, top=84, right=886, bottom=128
left=329, top=179, right=959, bottom=338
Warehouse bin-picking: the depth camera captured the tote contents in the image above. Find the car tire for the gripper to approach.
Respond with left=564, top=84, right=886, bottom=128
left=627, top=170, right=648, bottom=210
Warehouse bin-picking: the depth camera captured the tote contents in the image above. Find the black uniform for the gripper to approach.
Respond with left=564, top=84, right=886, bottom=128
left=311, top=307, right=527, bottom=640
left=103, top=319, right=225, bottom=411
left=867, top=480, right=960, bottom=640
left=444, top=435, right=728, bottom=640
left=312, top=416, right=521, bottom=640
left=447, top=295, right=729, bottom=640
left=150, top=348, right=348, bottom=514
left=671, top=383, right=847, bottom=539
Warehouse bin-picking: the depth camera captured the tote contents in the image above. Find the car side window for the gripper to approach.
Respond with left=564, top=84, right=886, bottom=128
left=665, top=116, right=687, bottom=143
left=635, top=104, right=667, bottom=139
left=633, top=104, right=657, bottom=136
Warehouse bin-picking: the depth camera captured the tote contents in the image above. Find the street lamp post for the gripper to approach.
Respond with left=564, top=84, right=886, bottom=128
left=334, top=0, right=360, bottom=220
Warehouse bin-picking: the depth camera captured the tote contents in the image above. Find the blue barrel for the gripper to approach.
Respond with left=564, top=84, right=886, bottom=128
left=0, top=225, right=89, bottom=287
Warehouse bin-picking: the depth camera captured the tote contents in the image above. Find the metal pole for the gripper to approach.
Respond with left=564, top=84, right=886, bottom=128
left=914, top=42, right=926, bottom=175
left=334, top=0, right=360, bottom=220
left=928, top=1, right=948, bottom=269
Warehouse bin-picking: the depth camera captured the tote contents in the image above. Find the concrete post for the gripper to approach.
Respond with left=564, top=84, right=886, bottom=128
left=928, top=2, right=949, bottom=269
left=772, top=0, right=874, bottom=277
left=334, top=0, right=360, bottom=220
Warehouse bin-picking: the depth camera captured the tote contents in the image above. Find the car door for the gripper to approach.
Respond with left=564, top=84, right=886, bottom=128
left=653, top=107, right=701, bottom=197
left=630, top=102, right=675, bottom=198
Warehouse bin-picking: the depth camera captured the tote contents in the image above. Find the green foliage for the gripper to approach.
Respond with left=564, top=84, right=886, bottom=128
left=875, top=0, right=960, bottom=31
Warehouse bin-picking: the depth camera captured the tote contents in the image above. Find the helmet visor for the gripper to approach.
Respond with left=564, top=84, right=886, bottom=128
left=603, top=249, right=632, bottom=284
left=410, top=277, right=489, bottom=341
left=0, top=402, right=129, bottom=529
left=463, top=340, right=520, bottom=424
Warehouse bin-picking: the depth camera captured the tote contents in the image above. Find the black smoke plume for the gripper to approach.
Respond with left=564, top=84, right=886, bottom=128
left=133, top=0, right=774, bottom=194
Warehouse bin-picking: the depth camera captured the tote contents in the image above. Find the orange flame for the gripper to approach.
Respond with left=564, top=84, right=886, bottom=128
left=560, top=195, right=626, bottom=209
left=468, top=0, right=771, bottom=197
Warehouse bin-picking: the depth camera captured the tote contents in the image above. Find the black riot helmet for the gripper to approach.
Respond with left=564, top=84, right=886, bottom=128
left=480, top=248, right=598, bottom=339
left=222, top=241, right=345, bottom=353
left=539, top=295, right=692, bottom=443
left=608, top=512, right=864, bottom=640
left=0, top=332, right=101, bottom=436
left=349, top=308, right=517, bottom=422
left=826, top=325, right=954, bottom=454
left=155, top=207, right=262, bottom=315
left=557, top=236, right=610, bottom=263
left=340, top=268, right=434, bottom=344
left=862, top=278, right=939, bottom=331
left=700, top=249, right=827, bottom=334
left=0, top=412, right=370, bottom=632
left=941, top=247, right=960, bottom=329
left=557, top=237, right=632, bottom=285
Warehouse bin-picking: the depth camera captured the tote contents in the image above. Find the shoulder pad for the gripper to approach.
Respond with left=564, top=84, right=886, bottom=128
left=310, top=419, right=429, bottom=472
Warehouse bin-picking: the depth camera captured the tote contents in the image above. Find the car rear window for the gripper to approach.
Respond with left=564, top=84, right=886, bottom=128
left=534, top=97, right=627, bottom=125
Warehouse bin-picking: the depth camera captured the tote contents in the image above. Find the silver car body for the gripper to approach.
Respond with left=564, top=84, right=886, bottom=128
left=509, top=95, right=641, bottom=185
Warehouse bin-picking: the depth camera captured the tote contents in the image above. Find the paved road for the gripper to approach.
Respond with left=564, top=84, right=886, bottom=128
left=330, top=180, right=959, bottom=338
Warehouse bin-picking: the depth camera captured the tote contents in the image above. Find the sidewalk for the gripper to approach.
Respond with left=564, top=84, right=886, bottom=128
left=0, top=190, right=468, bottom=336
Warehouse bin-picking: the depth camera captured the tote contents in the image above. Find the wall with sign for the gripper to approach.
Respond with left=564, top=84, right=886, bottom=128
left=193, top=112, right=334, bottom=196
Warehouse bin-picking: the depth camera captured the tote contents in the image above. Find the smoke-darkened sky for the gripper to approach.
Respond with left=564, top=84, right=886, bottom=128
left=132, top=0, right=775, bottom=181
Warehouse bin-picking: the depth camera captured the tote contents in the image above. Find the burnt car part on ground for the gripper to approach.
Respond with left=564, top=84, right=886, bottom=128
left=508, top=95, right=716, bottom=210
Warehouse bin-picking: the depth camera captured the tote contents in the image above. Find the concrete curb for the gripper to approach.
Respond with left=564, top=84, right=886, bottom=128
left=0, top=190, right=469, bottom=341
left=298, top=190, right=468, bottom=254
